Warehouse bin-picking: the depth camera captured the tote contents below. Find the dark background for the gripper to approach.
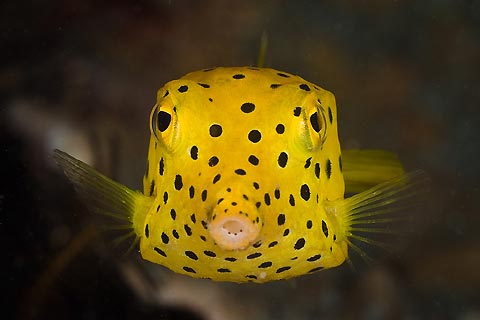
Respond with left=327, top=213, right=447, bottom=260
left=2, top=1, right=479, bottom=319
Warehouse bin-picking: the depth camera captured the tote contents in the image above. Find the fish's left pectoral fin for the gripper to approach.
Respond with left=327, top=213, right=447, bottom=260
left=335, top=170, right=430, bottom=265
left=53, top=149, right=152, bottom=243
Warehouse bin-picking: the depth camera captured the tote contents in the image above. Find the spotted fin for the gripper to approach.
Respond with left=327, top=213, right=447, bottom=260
left=53, top=149, right=153, bottom=242
left=332, top=170, right=429, bottom=264
left=341, top=149, right=406, bottom=194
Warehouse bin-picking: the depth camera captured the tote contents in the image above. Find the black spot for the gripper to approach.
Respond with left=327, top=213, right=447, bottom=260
left=208, top=156, right=219, bottom=167
left=304, top=157, right=312, bottom=168
left=248, top=130, right=262, bottom=143
left=300, top=184, right=311, bottom=201
left=276, top=123, right=285, bottom=134
left=184, top=224, right=192, bottom=236
left=294, top=238, right=306, bottom=250
left=276, top=266, right=291, bottom=273
left=264, top=193, right=271, bottom=206
left=170, top=208, right=176, bottom=220
left=328, top=106, right=333, bottom=124
left=243, top=194, right=249, bottom=201
left=307, top=254, right=321, bottom=262
left=185, top=251, right=198, bottom=260
left=253, top=241, right=262, bottom=248
left=326, top=159, right=332, bottom=179
left=163, top=191, right=168, bottom=204
left=172, top=230, right=179, bottom=239
left=204, top=250, right=216, bottom=257
left=270, top=83, right=281, bottom=89
left=225, top=257, right=237, bottom=262
left=200, top=235, right=206, bottom=241
left=231, top=202, right=237, bottom=206
left=339, top=155, right=343, bottom=172
left=178, top=85, right=188, bottom=93
left=209, top=124, right=223, bottom=137
left=157, top=111, right=171, bottom=132
left=283, top=229, right=290, bottom=236
left=217, top=268, right=231, bottom=273
left=156, top=205, right=160, bottom=212
left=308, top=267, right=324, bottom=273
left=201, top=220, right=208, bottom=230
left=315, top=163, right=320, bottom=179
left=174, top=175, right=183, bottom=190
left=253, top=182, right=260, bottom=189
left=232, top=74, right=245, bottom=79
left=289, top=194, right=295, bottom=206
left=183, top=266, right=196, bottom=273
left=268, top=241, right=278, bottom=248
left=163, top=90, right=169, bottom=97
left=310, top=112, right=321, bottom=132
left=277, top=213, right=285, bottom=226
left=274, top=188, right=280, bottom=199
left=145, top=224, right=149, bottom=238
left=248, top=155, right=259, bottom=166
left=235, top=169, right=246, bottom=175
left=189, top=186, right=195, bottom=199
left=190, top=213, right=196, bottom=224
left=149, top=180, right=155, bottom=196
left=322, top=220, right=329, bottom=237
left=213, top=174, right=221, bottom=184
left=293, top=107, right=302, bottom=117
left=241, top=102, right=255, bottom=113
left=333, top=234, right=337, bottom=241
left=247, top=252, right=262, bottom=259
left=161, top=232, right=169, bottom=244
left=299, top=84, right=311, bottom=91
left=277, top=72, right=290, bottom=78
left=307, top=220, right=313, bottom=229
left=255, top=202, right=261, bottom=208
left=278, top=152, right=288, bottom=168
left=201, top=190, right=207, bottom=201
left=246, top=275, right=257, bottom=279
left=190, top=146, right=198, bottom=160
left=159, top=158, right=164, bottom=175
left=198, top=83, right=210, bottom=88
left=209, top=98, right=213, bottom=102
left=154, top=247, right=167, bottom=257
left=258, top=261, right=272, bottom=268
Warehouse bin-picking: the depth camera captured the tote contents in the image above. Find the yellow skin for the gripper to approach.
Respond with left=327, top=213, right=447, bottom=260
left=54, top=67, right=424, bottom=283
left=142, top=67, right=345, bottom=282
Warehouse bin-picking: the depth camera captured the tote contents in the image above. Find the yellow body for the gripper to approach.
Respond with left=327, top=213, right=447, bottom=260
left=54, top=67, right=426, bottom=283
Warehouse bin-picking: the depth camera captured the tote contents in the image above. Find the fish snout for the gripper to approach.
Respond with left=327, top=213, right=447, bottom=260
left=208, top=196, right=262, bottom=251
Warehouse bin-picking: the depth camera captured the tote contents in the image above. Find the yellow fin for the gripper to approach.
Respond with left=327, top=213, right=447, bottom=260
left=334, top=170, right=429, bottom=265
left=342, top=149, right=406, bottom=194
left=53, top=149, right=152, bottom=243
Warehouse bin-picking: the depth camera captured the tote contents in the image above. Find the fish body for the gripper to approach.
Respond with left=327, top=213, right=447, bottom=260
left=54, top=67, right=425, bottom=283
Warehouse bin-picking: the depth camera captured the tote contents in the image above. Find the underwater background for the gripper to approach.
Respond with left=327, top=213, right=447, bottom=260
left=2, top=0, right=479, bottom=319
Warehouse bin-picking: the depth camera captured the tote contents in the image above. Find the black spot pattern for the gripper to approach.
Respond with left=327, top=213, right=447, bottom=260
left=163, top=191, right=168, bottom=204
left=190, top=146, right=198, bottom=160
left=159, top=158, right=164, bottom=175
left=300, top=184, right=311, bottom=201
left=326, top=159, right=332, bottom=179
left=218, top=268, right=231, bottom=273
left=209, top=156, right=219, bottom=167
left=235, top=169, right=246, bottom=175
left=185, top=251, right=198, bottom=260
left=264, top=193, right=271, bottom=206
left=322, top=220, right=329, bottom=237
left=253, top=182, right=260, bottom=190
left=232, top=74, right=245, bottom=79
left=277, top=72, right=290, bottom=78
left=307, top=220, right=313, bottom=229
left=270, top=84, right=281, bottom=89
left=209, top=124, right=223, bottom=137
left=178, top=85, right=188, bottom=93
left=213, top=174, right=221, bottom=184
left=278, top=152, right=288, bottom=168
left=183, top=266, right=196, bottom=273
left=154, top=247, right=167, bottom=257
left=149, top=180, right=155, bottom=196
left=189, top=186, right=195, bottom=199
left=174, top=175, right=183, bottom=190
left=190, top=213, right=196, bottom=223
left=201, top=190, right=207, bottom=201
left=277, top=213, right=285, bottom=226
left=170, top=208, right=176, bottom=220
left=258, top=261, right=272, bottom=268
left=161, top=232, right=169, bottom=244
left=294, top=238, right=306, bottom=250
left=248, top=130, right=261, bottom=143
left=184, top=224, right=192, bottom=236
left=307, top=254, right=321, bottom=262
left=276, top=266, right=291, bottom=273
left=276, top=124, right=285, bottom=134
left=328, top=106, right=333, bottom=124
left=247, top=252, right=262, bottom=259
left=315, top=163, right=320, bottom=179
left=204, top=250, right=216, bottom=257
left=172, top=230, right=179, bottom=239
left=198, top=83, right=210, bottom=88
left=225, top=257, right=237, bottom=262
left=241, top=102, right=255, bottom=113
left=304, top=157, right=312, bottom=168
left=293, top=107, right=302, bottom=117
left=299, top=84, right=311, bottom=91
left=268, top=241, right=278, bottom=248
left=145, top=224, right=149, bottom=238
left=283, top=229, right=290, bottom=236
left=289, top=194, right=295, bottom=206
left=274, top=188, right=280, bottom=199
left=248, top=155, right=259, bottom=166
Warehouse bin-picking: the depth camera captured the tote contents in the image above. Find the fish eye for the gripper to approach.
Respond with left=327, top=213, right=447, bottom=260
left=150, top=96, right=178, bottom=149
left=309, top=105, right=327, bottom=145
left=157, top=111, right=172, bottom=132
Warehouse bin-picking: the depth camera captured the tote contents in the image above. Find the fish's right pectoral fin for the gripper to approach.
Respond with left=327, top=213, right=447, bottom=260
left=53, top=149, right=152, bottom=244
left=341, top=149, right=406, bottom=194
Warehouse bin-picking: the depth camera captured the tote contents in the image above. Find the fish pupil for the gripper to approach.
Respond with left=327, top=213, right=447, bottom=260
left=310, top=112, right=321, bottom=133
left=158, top=111, right=172, bottom=132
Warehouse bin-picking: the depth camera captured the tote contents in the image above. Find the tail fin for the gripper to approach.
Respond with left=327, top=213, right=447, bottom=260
left=342, top=149, right=406, bottom=194
left=335, top=170, right=429, bottom=265
left=53, top=149, right=152, bottom=244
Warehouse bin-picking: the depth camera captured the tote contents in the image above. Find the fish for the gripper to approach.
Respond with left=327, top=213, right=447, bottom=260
left=54, top=67, right=427, bottom=283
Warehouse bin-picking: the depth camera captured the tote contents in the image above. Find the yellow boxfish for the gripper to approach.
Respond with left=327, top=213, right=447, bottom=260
left=54, top=67, right=426, bottom=283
